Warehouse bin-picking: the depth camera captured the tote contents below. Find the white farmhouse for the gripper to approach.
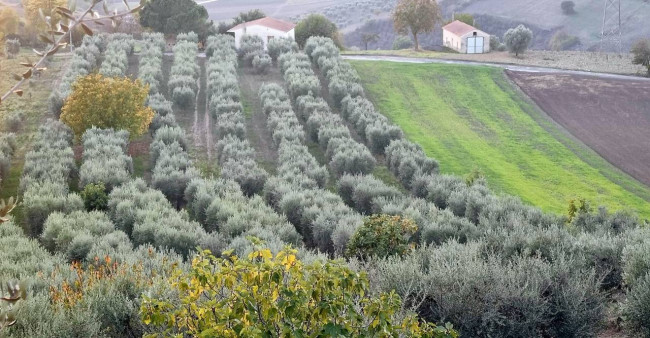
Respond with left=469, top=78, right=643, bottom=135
left=442, top=20, right=491, bottom=54
left=227, top=17, right=296, bottom=50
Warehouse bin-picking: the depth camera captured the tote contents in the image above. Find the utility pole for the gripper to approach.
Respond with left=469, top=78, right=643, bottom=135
left=601, top=0, right=622, bottom=54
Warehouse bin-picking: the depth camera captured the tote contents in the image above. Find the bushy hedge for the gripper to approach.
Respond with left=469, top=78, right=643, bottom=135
left=48, top=35, right=104, bottom=117
left=79, top=128, right=133, bottom=192
left=263, top=176, right=363, bottom=254
left=169, top=35, right=199, bottom=109
left=41, top=210, right=127, bottom=262
left=385, top=139, right=439, bottom=189
left=138, top=32, right=165, bottom=94
left=108, top=178, right=206, bottom=258
left=21, top=120, right=83, bottom=237
left=148, top=93, right=177, bottom=134
left=206, top=34, right=236, bottom=58
left=3, top=110, right=24, bottom=132
left=252, top=53, right=272, bottom=74
left=238, top=34, right=264, bottom=64
left=0, top=221, right=62, bottom=291
left=0, top=132, right=16, bottom=186
left=184, top=178, right=302, bottom=256
left=267, top=37, right=298, bottom=61
left=208, top=34, right=268, bottom=196
left=148, top=125, right=198, bottom=208
left=99, top=34, right=134, bottom=77
left=338, top=174, right=401, bottom=215
left=276, top=53, right=375, bottom=177
left=363, top=241, right=605, bottom=337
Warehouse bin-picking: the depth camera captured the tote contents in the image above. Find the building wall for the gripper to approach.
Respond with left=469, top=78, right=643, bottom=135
left=460, top=30, right=491, bottom=54
left=230, top=25, right=295, bottom=49
left=443, top=29, right=491, bottom=54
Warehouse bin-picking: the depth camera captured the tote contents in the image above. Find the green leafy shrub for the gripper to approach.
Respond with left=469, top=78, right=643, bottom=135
left=141, top=246, right=456, bottom=337
left=393, top=35, right=414, bottom=50
left=81, top=183, right=109, bottom=211
left=549, top=31, right=580, bottom=51
left=346, top=214, right=418, bottom=259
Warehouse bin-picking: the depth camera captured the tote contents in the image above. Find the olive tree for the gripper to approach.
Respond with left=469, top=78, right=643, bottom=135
left=631, top=39, right=650, bottom=76
left=504, top=24, right=533, bottom=57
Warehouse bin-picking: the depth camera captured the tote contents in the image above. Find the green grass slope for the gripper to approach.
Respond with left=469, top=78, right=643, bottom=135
left=351, top=60, right=650, bottom=218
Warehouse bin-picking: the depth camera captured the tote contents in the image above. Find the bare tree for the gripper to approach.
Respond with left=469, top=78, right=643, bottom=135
left=393, top=0, right=441, bottom=51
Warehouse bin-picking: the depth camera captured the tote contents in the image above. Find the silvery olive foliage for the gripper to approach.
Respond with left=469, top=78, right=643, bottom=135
left=99, top=34, right=135, bottom=77
left=252, top=53, right=272, bottom=74
left=148, top=93, right=177, bottom=134
left=108, top=178, right=205, bottom=258
left=184, top=177, right=302, bottom=257
left=169, top=34, right=199, bottom=109
left=41, top=210, right=128, bottom=262
left=20, top=120, right=83, bottom=237
left=276, top=52, right=376, bottom=177
left=267, top=36, right=298, bottom=62
left=150, top=125, right=199, bottom=209
left=48, top=35, right=105, bottom=117
left=0, top=133, right=16, bottom=187
left=208, top=35, right=268, bottom=196
left=238, top=34, right=264, bottom=64
left=138, top=33, right=165, bottom=95
left=79, top=128, right=133, bottom=192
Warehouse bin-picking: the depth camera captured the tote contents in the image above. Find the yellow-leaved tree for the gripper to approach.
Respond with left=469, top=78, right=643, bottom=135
left=141, top=245, right=458, bottom=337
left=61, top=74, right=154, bottom=140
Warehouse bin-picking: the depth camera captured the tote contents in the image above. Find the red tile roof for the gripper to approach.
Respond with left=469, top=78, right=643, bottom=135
left=228, top=17, right=296, bottom=33
left=442, top=20, right=480, bottom=37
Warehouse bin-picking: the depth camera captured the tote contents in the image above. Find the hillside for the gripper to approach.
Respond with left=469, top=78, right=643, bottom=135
left=463, top=0, right=650, bottom=51
left=351, top=60, right=650, bottom=218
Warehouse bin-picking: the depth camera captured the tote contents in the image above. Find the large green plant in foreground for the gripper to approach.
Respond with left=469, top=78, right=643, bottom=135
left=141, top=246, right=457, bottom=337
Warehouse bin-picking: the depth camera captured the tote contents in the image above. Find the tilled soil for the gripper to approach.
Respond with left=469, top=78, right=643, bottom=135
left=507, top=70, right=650, bottom=187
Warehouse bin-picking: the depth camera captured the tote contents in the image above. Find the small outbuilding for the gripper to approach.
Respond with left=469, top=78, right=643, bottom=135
left=442, top=20, right=491, bottom=54
left=227, top=17, right=296, bottom=50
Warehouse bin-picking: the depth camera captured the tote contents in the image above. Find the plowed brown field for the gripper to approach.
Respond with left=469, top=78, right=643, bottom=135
left=507, top=71, right=650, bottom=187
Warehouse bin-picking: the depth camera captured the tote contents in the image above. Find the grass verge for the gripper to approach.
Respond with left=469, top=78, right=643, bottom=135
left=351, top=60, right=650, bottom=218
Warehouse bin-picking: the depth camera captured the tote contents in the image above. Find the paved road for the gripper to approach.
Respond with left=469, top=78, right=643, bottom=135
left=343, top=55, right=650, bottom=82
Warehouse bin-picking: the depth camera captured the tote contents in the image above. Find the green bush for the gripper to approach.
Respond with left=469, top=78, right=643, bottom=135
left=549, top=31, right=580, bottom=51
left=3, top=110, right=24, bottom=132
left=346, top=214, right=418, bottom=259
left=81, top=183, right=109, bottom=211
left=624, top=272, right=650, bottom=337
left=392, top=35, right=414, bottom=50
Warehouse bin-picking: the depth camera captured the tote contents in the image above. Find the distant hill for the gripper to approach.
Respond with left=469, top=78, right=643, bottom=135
left=200, top=0, right=650, bottom=53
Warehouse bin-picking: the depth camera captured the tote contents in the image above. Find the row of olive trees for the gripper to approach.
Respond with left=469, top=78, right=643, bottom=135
left=207, top=35, right=268, bottom=196
left=307, top=36, right=650, bottom=336
left=20, top=120, right=82, bottom=237
left=138, top=32, right=166, bottom=95
left=279, top=51, right=377, bottom=177
left=169, top=33, right=199, bottom=109
left=249, top=47, right=363, bottom=254
left=47, top=35, right=104, bottom=117
left=98, top=34, right=134, bottom=77
left=79, top=128, right=133, bottom=192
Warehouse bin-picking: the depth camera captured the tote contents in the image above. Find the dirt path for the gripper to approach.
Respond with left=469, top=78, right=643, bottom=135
left=191, top=56, right=212, bottom=160
left=237, top=66, right=283, bottom=174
